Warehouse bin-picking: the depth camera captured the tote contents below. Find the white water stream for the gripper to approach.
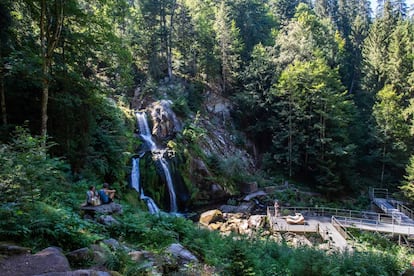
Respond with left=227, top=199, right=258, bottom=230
left=132, top=112, right=178, bottom=213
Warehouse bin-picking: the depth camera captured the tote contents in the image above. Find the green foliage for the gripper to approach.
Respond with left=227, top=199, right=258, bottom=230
left=0, top=126, right=69, bottom=205
left=182, top=114, right=206, bottom=143
left=400, top=155, right=414, bottom=200
left=223, top=242, right=256, bottom=276
left=0, top=200, right=103, bottom=251
left=172, top=96, right=191, bottom=117
left=270, top=58, right=356, bottom=194
left=80, top=95, right=134, bottom=182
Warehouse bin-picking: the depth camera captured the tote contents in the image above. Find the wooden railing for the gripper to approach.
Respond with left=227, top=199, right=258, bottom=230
left=268, top=205, right=414, bottom=236
left=279, top=206, right=394, bottom=222
left=331, top=216, right=356, bottom=243
left=393, top=201, right=414, bottom=220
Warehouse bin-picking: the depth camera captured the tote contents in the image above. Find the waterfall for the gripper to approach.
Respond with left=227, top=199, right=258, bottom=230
left=131, top=157, right=160, bottom=214
left=160, top=159, right=178, bottom=213
left=136, top=112, right=156, bottom=151
left=133, top=111, right=178, bottom=213
left=131, top=158, right=141, bottom=193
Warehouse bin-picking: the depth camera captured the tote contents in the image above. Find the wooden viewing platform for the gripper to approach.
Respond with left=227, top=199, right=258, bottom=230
left=267, top=207, right=352, bottom=251
left=266, top=187, right=414, bottom=251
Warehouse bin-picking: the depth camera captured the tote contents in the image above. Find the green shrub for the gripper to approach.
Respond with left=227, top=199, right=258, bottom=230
left=0, top=126, right=69, bottom=205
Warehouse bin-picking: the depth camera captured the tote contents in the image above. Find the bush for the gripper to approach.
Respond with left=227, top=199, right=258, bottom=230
left=0, top=126, right=69, bottom=205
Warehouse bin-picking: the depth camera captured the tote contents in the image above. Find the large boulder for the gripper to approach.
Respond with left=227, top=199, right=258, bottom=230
left=80, top=202, right=123, bottom=218
left=65, top=248, right=91, bottom=266
left=165, top=243, right=198, bottom=264
left=0, top=243, right=31, bottom=256
left=0, top=247, right=70, bottom=276
left=199, top=209, right=223, bottom=226
left=148, top=100, right=182, bottom=139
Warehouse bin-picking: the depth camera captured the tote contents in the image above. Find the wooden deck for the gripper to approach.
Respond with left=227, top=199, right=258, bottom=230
left=266, top=188, right=414, bottom=251
left=267, top=208, right=351, bottom=251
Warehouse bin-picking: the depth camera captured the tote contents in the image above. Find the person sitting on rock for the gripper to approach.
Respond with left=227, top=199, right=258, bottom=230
left=86, top=185, right=100, bottom=206
left=98, top=183, right=116, bottom=204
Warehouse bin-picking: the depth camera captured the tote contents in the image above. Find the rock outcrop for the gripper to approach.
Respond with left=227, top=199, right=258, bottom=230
left=148, top=100, right=182, bottom=140
left=81, top=202, right=122, bottom=214
left=199, top=209, right=223, bottom=226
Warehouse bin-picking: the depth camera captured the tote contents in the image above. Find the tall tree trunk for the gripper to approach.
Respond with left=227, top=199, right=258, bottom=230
left=0, top=45, right=6, bottom=125
left=380, top=142, right=386, bottom=187
left=40, top=0, right=48, bottom=138
left=0, top=69, right=6, bottom=126
left=288, top=92, right=292, bottom=178
left=166, top=0, right=177, bottom=81
left=39, top=0, right=64, bottom=139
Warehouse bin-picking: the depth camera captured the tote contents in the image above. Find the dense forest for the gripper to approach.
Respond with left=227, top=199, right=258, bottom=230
left=1, top=0, right=414, bottom=275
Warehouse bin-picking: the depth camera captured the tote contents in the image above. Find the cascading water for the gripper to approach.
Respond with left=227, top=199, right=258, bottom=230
left=160, top=158, right=178, bottom=212
left=132, top=112, right=178, bottom=213
left=136, top=112, right=156, bottom=151
left=131, top=157, right=160, bottom=214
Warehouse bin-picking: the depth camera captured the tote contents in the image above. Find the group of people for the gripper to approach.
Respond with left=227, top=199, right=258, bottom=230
left=86, top=183, right=116, bottom=206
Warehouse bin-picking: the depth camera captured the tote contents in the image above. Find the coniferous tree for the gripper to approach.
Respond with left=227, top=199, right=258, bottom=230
left=336, top=0, right=371, bottom=94
left=227, top=0, right=276, bottom=62
left=276, top=3, right=341, bottom=70
left=362, top=0, right=397, bottom=95
left=373, top=84, right=410, bottom=188
left=233, top=43, right=277, bottom=150
left=271, top=58, right=356, bottom=193
left=314, top=0, right=338, bottom=22
left=269, top=0, right=301, bottom=24
left=214, top=1, right=243, bottom=95
left=387, top=19, right=413, bottom=94
left=401, top=155, right=414, bottom=200
left=182, top=0, right=218, bottom=79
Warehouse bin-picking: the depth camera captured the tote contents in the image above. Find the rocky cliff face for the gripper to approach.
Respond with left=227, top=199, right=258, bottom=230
left=148, top=99, right=182, bottom=140
left=133, top=83, right=257, bottom=207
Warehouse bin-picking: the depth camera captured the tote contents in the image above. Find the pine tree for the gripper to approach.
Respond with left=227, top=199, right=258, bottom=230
left=401, top=156, right=414, bottom=200
left=271, top=58, right=356, bottom=193
left=214, top=1, right=243, bottom=95
left=269, top=0, right=301, bottom=24
left=372, top=84, right=410, bottom=188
